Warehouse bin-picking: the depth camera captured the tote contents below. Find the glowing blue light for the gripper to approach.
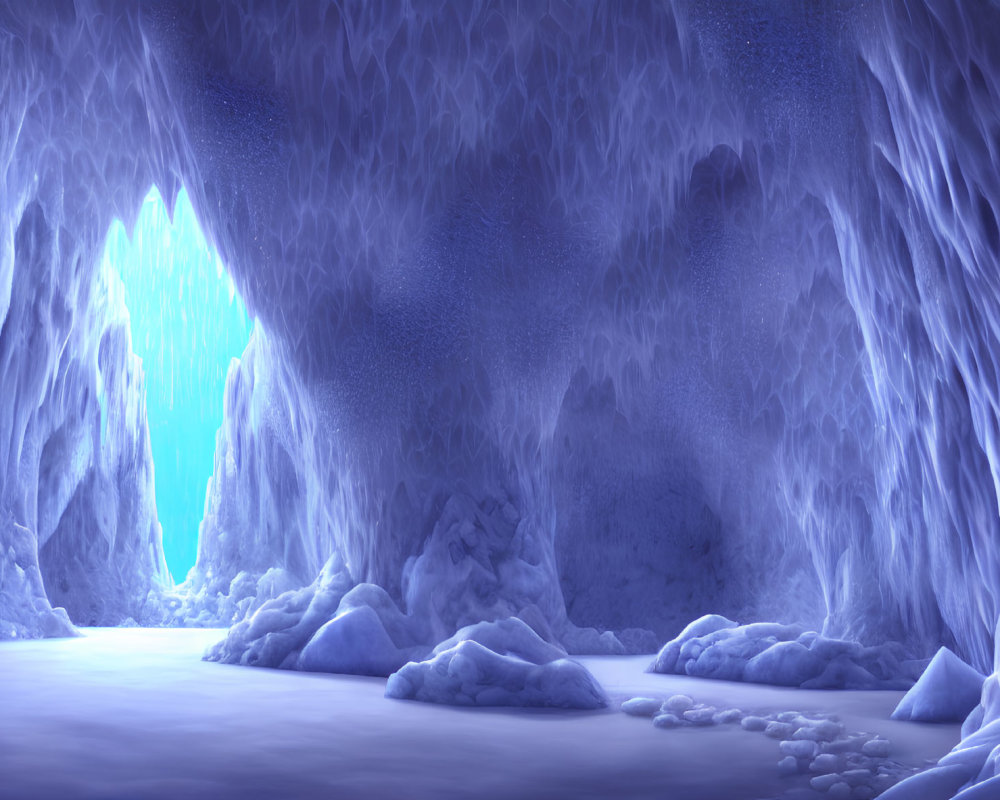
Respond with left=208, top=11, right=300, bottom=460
left=102, top=187, right=253, bottom=583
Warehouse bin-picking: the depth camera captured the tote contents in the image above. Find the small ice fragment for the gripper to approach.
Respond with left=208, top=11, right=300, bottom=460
left=810, top=753, right=843, bottom=774
left=780, top=739, right=819, bottom=759
left=861, top=738, right=891, bottom=758
left=664, top=694, right=695, bottom=714
left=827, top=782, right=851, bottom=799
left=621, top=697, right=663, bottom=717
left=742, top=715, right=768, bottom=731
left=778, top=756, right=799, bottom=776
left=765, top=721, right=795, bottom=739
left=810, top=774, right=841, bottom=791
left=683, top=707, right=716, bottom=725
left=713, top=708, right=742, bottom=724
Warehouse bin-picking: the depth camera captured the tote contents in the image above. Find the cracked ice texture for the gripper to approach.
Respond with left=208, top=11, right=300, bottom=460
left=1, top=0, right=1000, bottom=712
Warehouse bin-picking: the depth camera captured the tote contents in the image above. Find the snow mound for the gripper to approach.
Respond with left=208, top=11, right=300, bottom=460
left=385, top=639, right=607, bottom=709
left=891, top=647, right=986, bottom=723
left=385, top=618, right=607, bottom=709
left=204, top=556, right=353, bottom=669
left=650, top=614, right=921, bottom=689
left=299, top=583, right=428, bottom=677
left=432, top=617, right=567, bottom=664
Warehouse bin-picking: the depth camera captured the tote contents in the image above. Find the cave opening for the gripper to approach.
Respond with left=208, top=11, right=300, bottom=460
left=100, top=186, right=253, bottom=584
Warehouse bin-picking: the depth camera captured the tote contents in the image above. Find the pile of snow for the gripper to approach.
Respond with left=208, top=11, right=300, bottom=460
left=204, top=563, right=651, bottom=681
left=299, top=584, right=428, bottom=676
left=205, top=564, right=438, bottom=678
left=891, top=647, right=986, bottom=723
left=429, top=617, right=567, bottom=664
left=204, top=557, right=353, bottom=669
left=386, top=617, right=607, bottom=709
left=650, top=614, right=924, bottom=689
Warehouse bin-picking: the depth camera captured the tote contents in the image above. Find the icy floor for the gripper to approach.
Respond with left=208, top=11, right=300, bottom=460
left=0, top=629, right=959, bottom=800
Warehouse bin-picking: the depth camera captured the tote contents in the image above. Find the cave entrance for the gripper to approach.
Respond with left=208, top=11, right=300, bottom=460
left=102, top=186, right=253, bottom=583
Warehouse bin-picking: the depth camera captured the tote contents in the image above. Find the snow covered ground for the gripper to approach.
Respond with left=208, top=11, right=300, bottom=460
left=0, top=628, right=961, bottom=800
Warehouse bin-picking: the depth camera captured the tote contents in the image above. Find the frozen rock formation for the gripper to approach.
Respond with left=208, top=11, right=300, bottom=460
left=650, top=614, right=924, bottom=689
left=892, top=647, right=986, bottom=723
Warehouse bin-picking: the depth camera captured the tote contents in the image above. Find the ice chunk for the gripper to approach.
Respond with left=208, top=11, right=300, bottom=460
left=861, top=738, right=891, bottom=758
left=765, top=721, right=795, bottom=739
left=841, top=769, right=875, bottom=786
left=780, top=740, right=819, bottom=759
left=827, top=782, right=851, bottom=799
left=664, top=694, right=695, bottom=714
left=891, top=647, right=985, bottom=723
left=682, top=707, right=716, bottom=725
left=385, top=640, right=608, bottom=709
left=810, top=774, right=841, bottom=791
left=713, top=708, right=742, bottom=724
left=621, top=697, right=662, bottom=717
left=777, top=756, right=799, bottom=776
left=810, top=754, right=843, bottom=774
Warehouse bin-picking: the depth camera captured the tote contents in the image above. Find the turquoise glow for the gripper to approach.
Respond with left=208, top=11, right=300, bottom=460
left=102, top=187, right=253, bottom=583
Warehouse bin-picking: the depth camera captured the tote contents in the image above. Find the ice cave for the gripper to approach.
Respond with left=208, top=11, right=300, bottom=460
left=2, top=1, right=1000, bottom=798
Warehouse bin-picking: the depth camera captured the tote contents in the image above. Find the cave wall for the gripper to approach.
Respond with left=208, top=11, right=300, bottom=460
left=0, top=1, right=171, bottom=635
left=1, top=0, right=999, bottom=673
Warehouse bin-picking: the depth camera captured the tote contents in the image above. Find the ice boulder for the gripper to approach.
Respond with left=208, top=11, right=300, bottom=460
left=891, top=647, right=986, bottom=723
left=385, top=639, right=608, bottom=709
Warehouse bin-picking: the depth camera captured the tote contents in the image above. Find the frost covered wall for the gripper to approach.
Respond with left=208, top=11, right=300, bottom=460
left=0, top=2, right=170, bottom=636
left=2, top=0, right=1000, bottom=674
